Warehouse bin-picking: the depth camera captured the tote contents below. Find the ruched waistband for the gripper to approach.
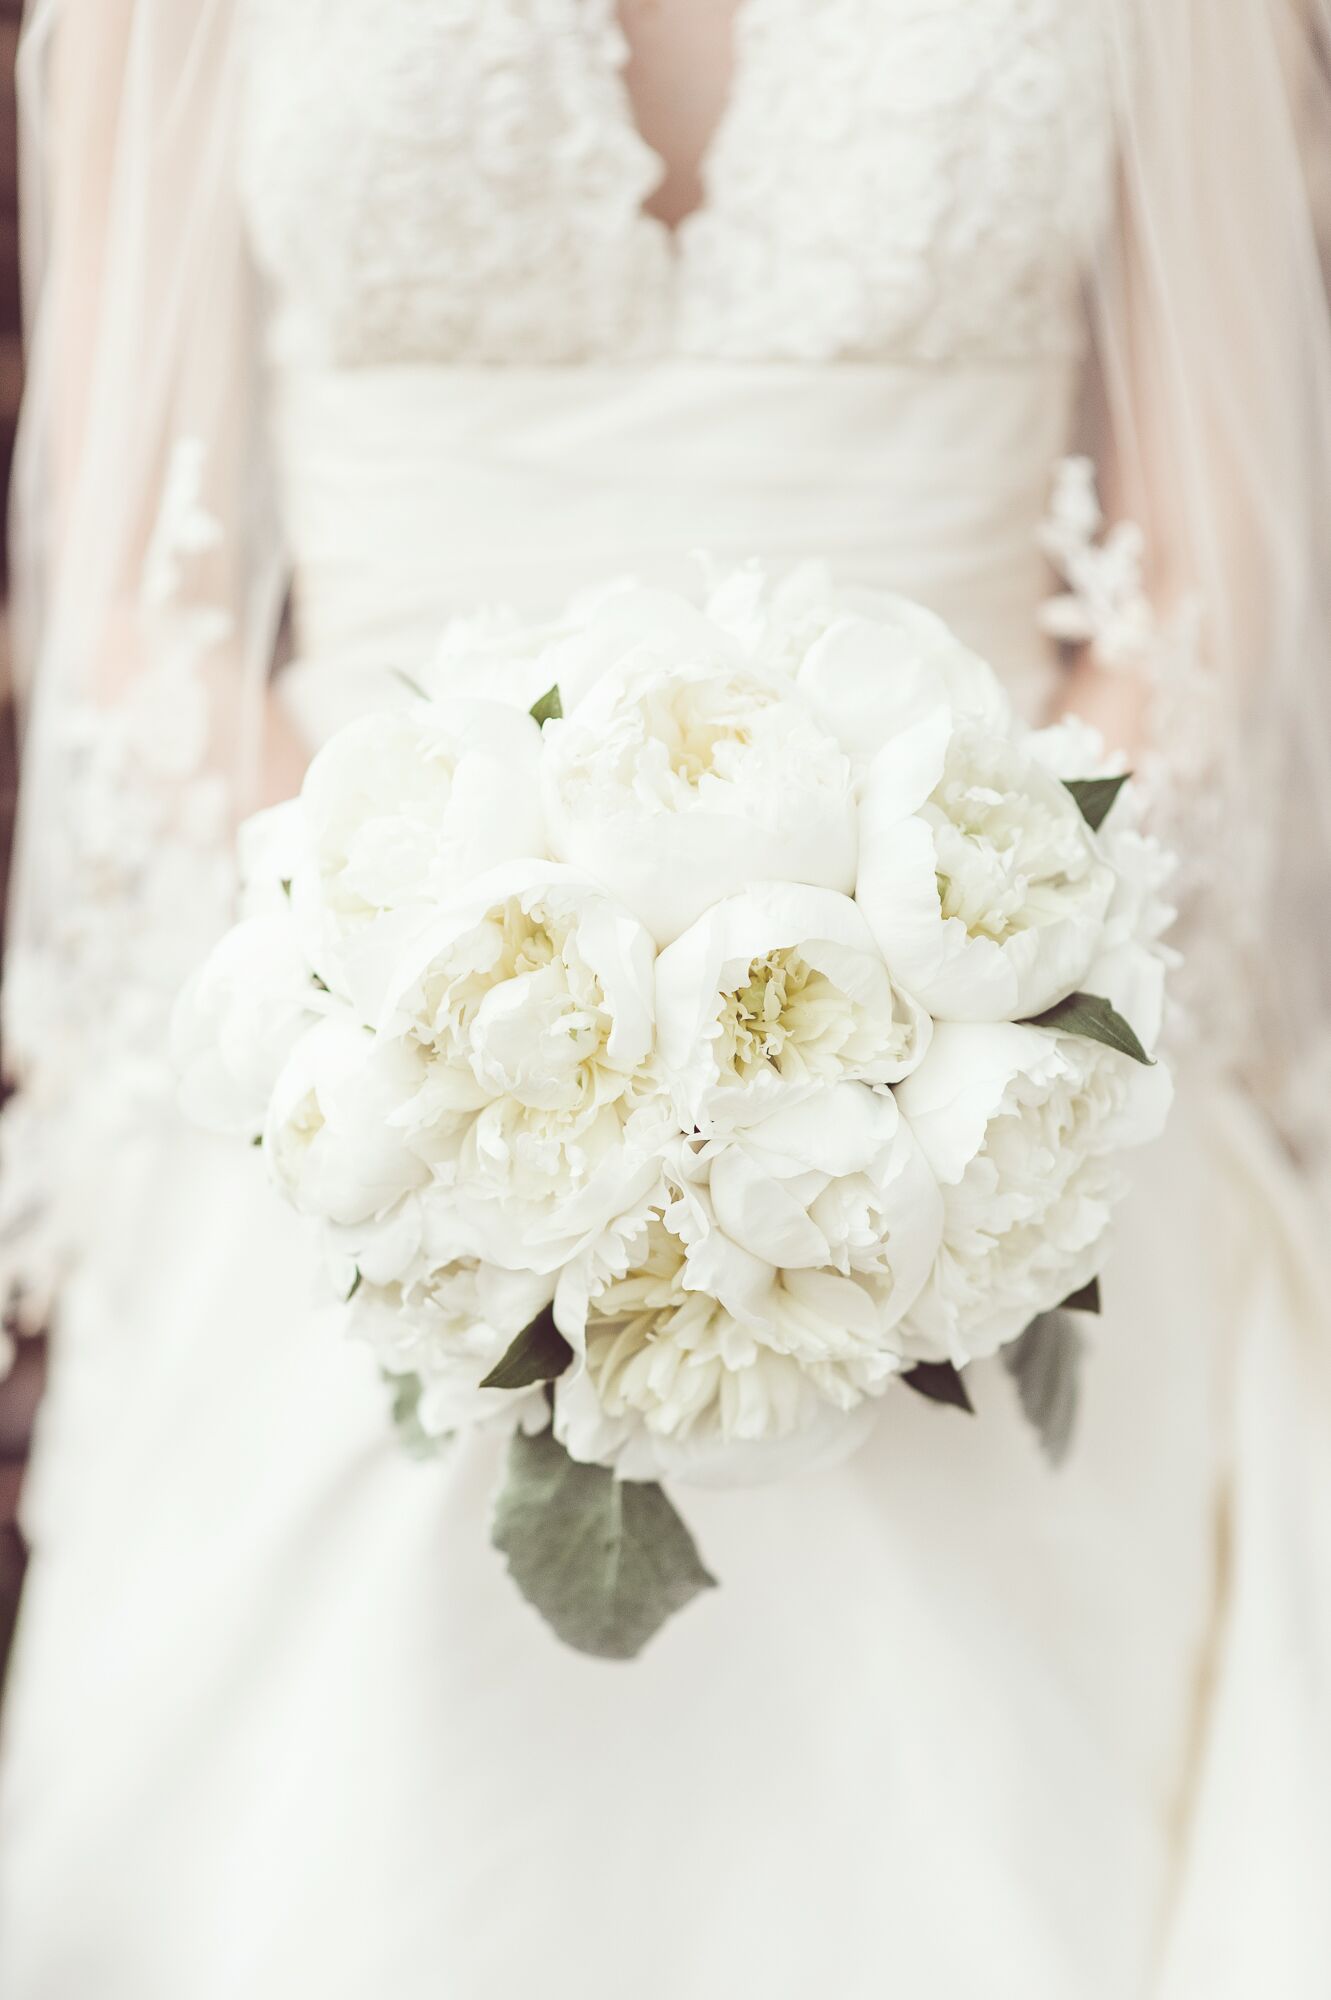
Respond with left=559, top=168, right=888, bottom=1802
left=272, top=359, right=1071, bottom=738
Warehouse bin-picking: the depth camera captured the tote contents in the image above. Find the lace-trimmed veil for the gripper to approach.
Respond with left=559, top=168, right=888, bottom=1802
left=2, top=0, right=1331, bottom=1339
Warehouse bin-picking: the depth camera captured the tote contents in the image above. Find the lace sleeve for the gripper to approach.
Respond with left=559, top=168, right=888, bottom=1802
left=0, top=0, right=287, bottom=1352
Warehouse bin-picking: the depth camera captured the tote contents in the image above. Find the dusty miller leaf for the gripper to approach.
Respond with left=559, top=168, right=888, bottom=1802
left=902, top=1360, right=975, bottom=1413
left=384, top=1371, right=449, bottom=1461
left=491, top=1426, right=716, bottom=1660
left=480, top=1303, right=573, bottom=1391
left=529, top=683, right=564, bottom=726
left=1026, top=991, right=1154, bottom=1065
left=1002, top=1312, right=1084, bottom=1466
left=1063, top=773, right=1130, bottom=832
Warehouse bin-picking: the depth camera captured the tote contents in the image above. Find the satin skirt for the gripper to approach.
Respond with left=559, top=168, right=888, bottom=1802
left=1, top=1068, right=1327, bottom=2000
left=3, top=358, right=1328, bottom=1993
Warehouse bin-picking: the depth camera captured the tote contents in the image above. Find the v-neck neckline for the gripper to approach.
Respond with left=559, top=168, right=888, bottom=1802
left=607, top=0, right=753, bottom=245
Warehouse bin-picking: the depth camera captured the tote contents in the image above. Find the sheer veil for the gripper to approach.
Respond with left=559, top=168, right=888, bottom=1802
left=1, top=0, right=283, bottom=1341
left=1, top=0, right=1330, bottom=1278
left=1080, top=2, right=1331, bottom=1196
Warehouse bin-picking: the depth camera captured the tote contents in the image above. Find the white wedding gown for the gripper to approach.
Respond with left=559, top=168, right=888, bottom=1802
left=2, top=7, right=1329, bottom=1997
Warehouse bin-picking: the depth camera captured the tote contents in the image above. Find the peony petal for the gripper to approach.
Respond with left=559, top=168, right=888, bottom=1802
left=895, top=1023, right=1055, bottom=1185
left=707, top=1144, right=833, bottom=1270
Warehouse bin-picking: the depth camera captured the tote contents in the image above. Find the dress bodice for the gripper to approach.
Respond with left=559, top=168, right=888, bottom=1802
left=238, top=0, right=1117, bottom=370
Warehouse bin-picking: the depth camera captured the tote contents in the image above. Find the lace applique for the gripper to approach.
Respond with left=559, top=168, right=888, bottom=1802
left=0, top=443, right=238, bottom=1353
left=238, top=0, right=1116, bottom=369
left=677, top=0, right=1116, bottom=364
left=1039, top=459, right=1165, bottom=669
left=238, top=0, right=671, bottom=367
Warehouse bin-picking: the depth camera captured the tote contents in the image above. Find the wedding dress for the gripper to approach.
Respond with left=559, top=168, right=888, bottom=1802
left=1, top=5, right=1330, bottom=1997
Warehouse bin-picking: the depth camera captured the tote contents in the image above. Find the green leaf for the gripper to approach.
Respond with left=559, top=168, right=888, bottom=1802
left=1063, top=773, right=1130, bottom=832
left=345, top=1267, right=362, bottom=1303
left=480, top=1303, right=573, bottom=1391
left=902, top=1360, right=975, bottom=1414
left=529, top=683, right=564, bottom=727
left=280, top=877, right=292, bottom=899
left=1060, top=1274, right=1101, bottom=1315
left=1026, top=991, right=1154, bottom=1065
left=384, top=1370, right=449, bottom=1461
left=492, top=1425, right=716, bottom=1659
left=1002, top=1311, right=1084, bottom=1466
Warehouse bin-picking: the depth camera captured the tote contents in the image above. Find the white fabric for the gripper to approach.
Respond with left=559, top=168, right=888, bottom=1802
left=273, top=360, right=1071, bottom=730
left=237, top=0, right=1113, bottom=368
left=3, top=3, right=1331, bottom=1995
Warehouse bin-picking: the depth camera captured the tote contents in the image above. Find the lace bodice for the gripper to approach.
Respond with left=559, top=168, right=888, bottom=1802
left=238, top=0, right=1116, bottom=369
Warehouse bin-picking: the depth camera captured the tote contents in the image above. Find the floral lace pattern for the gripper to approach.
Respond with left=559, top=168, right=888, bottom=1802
left=238, top=0, right=1116, bottom=368
left=0, top=445, right=239, bottom=1343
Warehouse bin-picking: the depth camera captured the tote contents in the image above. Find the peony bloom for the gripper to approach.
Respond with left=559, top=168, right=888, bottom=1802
left=895, top=1021, right=1173, bottom=1363
left=795, top=596, right=1008, bottom=766
left=553, top=1083, right=942, bottom=1483
left=539, top=590, right=857, bottom=945
left=379, top=861, right=665, bottom=1274
left=655, top=881, right=929, bottom=1135
left=172, top=913, right=321, bottom=1139
left=263, top=1013, right=431, bottom=1227
left=291, top=699, right=546, bottom=1017
left=424, top=575, right=644, bottom=714
left=236, top=798, right=306, bottom=918
left=351, top=1261, right=554, bottom=1439
left=1028, top=718, right=1177, bottom=1051
left=857, top=715, right=1115, bottom=1023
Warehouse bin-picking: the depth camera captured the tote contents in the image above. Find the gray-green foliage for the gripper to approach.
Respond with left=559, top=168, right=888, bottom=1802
left=492, top=1426, right=716, bottom=1660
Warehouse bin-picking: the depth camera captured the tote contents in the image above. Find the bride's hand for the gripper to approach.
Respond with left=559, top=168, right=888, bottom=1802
left=261, top=684, right=313, bottom=808
left=1052, top=647, right=1154, bottom=760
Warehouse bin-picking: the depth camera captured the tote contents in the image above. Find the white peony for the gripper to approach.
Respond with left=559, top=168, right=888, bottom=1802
left=423, top=576, right=643, bottom=714
left=263, top=1013, right=431, bottom=1227
left=553, top=1083, right=942, bottom=1482
left=796, top=599, right=1008, bottom=765
left=655, top=881, right=929, bottom=1135
left=540, top=590, right=857, bottom=945
left=352, top=1260, right=554, bottom=1438
left=292, top=699, right=546, bottom=1016
left=895, top=1021, right=1173, bottom=1363
left=1028, top=717, right=1177, bottom=1051
left=379, top=861, right=665, bottom=1274
left=701, top=562, right=1005, bottom=746
left=236, top=798, right=306, bottom=918
left=857, top=711, right=1115, bottom=1023
left=172, top=913, right=321, bottom=1140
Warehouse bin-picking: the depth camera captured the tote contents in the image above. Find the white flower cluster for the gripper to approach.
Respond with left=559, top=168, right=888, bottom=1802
left=174, top=566, right=1174, bottom=1487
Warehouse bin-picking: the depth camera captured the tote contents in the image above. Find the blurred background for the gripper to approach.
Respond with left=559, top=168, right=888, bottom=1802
left=0, top=0, right=29, bottom=1694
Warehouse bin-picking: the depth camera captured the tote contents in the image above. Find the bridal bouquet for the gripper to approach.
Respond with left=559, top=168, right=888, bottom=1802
left=174, top=565, right=1174, bottom=1658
